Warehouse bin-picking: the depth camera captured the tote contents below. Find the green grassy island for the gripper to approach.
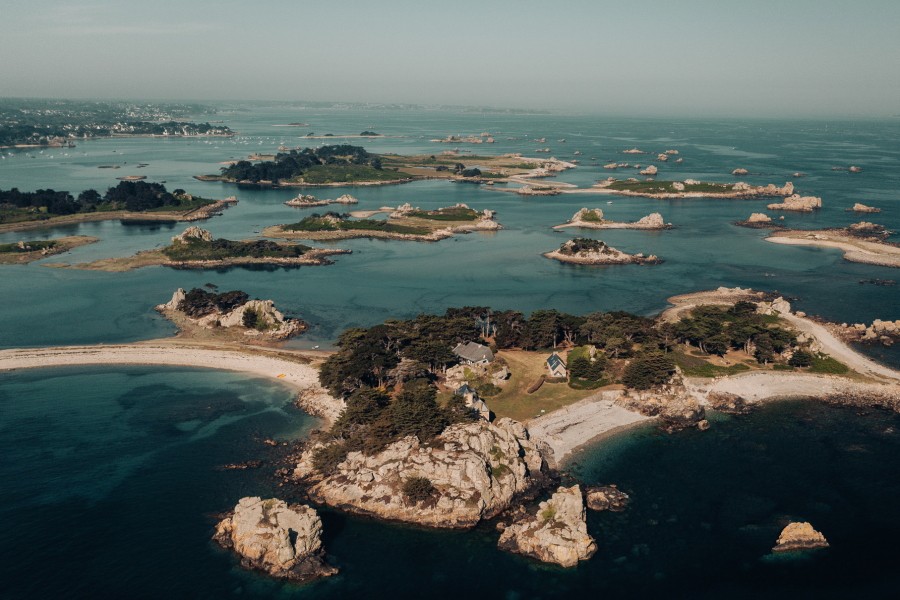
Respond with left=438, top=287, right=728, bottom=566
left=0, top=236, right=99, bottom=264
left=264, top=203, right=501, bottom=242
left=44, top=226, right=349, bottom=272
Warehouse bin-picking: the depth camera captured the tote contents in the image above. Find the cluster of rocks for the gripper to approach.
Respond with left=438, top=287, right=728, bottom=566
left=516, top=185, right=562, bottom=196
left=172, top=225, right=213, bottom=244
left=214, top=497, right=337, bottom=582
left=497, top=485, right=597, bottom=568
left=767, top=193, right=822, bottom=212
left=772, top=521, right=829, bottom=552
left=284, top=193, right=358, bottom=208
left=585, top=485, right=630, bottom=511
left=839, top=319, right=900, bottom=346
left=639, top=165, right=658, bottom=176
left=845, top=221, right=891, bottom=240
left=618, top=381, right=708, bottom=433
left=849, top=202, right=881, bottom=213
left=297, top=419, right=549, bottom=529
left=562, top=208, right=671, bottom=230
left=157, top=288, right=306, bottom=340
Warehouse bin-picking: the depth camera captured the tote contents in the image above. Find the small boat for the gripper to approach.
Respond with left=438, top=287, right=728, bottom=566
left=607, top=201, right=613, bottom=204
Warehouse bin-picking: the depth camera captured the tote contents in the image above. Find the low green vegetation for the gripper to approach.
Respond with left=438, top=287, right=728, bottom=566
left=606, top=180, right=736, bottom=195
left=406, top=206, right=480, bottom=221
left=808, top=354, right=850, bottom=374
left=0, top=181, right=213, bottom=224
left=162, top=238, right=311, bottom=262
left=401, top=476, right=435, bottom=503
left=284, top=213, right=430, bottom=236
left=0, top=240, right=57, bottom=253
left=558, top=238, right=608, bottom=255
left=293, top=164, right=405, bottom=184
left=580, top=211, right=604, bottom=223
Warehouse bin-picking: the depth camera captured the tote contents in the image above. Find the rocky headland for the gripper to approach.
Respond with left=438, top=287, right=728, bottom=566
left=156, top=288, right=306, bottom=341
left=544, top=238, right=661, bottom=265
left=554, top=208, right=672, bottom=230
left=497, top=485, right=596, bottom=567
left=772, top=521, right=829, bottom=553
left=295, top=418, right=549, bottom=529
left=213, top=497, right=337, bottom=582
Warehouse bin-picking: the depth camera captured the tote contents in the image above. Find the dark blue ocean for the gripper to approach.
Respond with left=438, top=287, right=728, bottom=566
left=1, top=106, right=899, bottom=597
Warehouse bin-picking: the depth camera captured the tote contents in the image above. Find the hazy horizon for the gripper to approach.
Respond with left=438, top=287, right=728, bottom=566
left=3, top=0, right=899, bottom=118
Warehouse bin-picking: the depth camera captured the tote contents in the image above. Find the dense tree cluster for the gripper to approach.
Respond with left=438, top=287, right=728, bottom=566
left=177, top=288, right=249, bottom=317
left=163, top=237, right=310, bottom=262
left=220, top=145, right=377, bottom=183
left=673, top=301, right=796, bottom=363
left=0, top=181, right=200, bottom=220
left=558, top=238, right=607, bottom=255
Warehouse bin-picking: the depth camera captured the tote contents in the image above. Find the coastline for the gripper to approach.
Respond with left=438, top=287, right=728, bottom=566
left=765, top=230, right=900, bottom=268
left=0, top=341, right=344, bottom=424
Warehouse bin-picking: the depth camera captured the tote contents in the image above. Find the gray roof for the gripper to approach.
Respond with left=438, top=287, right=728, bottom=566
left=547, top=353, right=566, bottom=370
left=453, top=341, right=494, bottom=363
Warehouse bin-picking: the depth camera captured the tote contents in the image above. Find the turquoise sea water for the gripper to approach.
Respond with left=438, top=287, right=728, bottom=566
left=1, top=106, right=900, bottom=597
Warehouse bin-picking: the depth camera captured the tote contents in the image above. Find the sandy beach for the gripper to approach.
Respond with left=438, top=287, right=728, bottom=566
left=527, top=392, right=651, bottom=466
left=766, top=230, right=900, bottom=268
left=0, top=342, right=344, bottom=423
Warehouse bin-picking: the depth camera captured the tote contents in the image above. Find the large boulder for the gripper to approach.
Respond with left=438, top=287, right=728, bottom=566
left=639, top=165, right=658, bottom=176
left=498, top=485, right=597, bottom=567
left=585, top=485, right=630, bottom=512
left=634, top=213, right=666, bottom=228
left=772, top=521, right=829, bottom=552
left=172, top=226, right=212, bottom=244
left=304, top=418, right=547, bottom=528
left=213, top=497, right=337, bottom=582
left=158, top=288, right=186, bottom=311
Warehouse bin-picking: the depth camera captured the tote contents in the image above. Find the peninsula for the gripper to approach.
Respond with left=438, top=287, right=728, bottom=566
left=45, top=226, right=350, bottom=271
left=553, top=208, right=672, bottom=230
left=264, top=203, right=501, bottom=242
left=0, top=236, right=98, bottom=264
left=0, top=181, right=235, bottom=233
left=586, top=179, right=796, bottom=199
left=544, top=238, right=661, bottom=265
left=766, top=224, right=900, bottom=268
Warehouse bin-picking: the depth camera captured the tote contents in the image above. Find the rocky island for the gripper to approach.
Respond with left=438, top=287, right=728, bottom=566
left=586, top=178, right=796, bottom=200
left=767, top=193, right=823, bottom=212
left=544, top=238, right=662, bottom=265
left=214, top=497, right=337, bottom=582
left=265, top=203, right=501, bottom=242
left=0, top=235, right=98, bottom=264
left=734, top=213, right=784, bottom=229
left=766, top=224, right=900, bottom=268
left=157, top=287, right=306, bottom=342
left=554, top=208, right=672, bottom=230
left=772, top=521, right=829, bottom=553
left=46, top=225, right=349, bottom=271
left=285, top=193, right=358, bottom=208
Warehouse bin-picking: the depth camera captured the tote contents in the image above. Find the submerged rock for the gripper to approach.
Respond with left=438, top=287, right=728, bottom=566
left=773, top=521, right=829, bottom=552
left=213, top=497, right=337, bottom=582
left=586, top=485, right=630, bottom=512
left=498, top=485, right=596, bottom=567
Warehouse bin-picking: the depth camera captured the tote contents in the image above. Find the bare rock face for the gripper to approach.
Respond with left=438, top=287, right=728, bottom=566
left=851, top=203, right=881, bottom=213
left=305, top=418, right=547, bottom=529
left=672, top=181, right=685, bottom=191
left=707, top=391, right=750, bottom=414
left=214, top=497, right=337, bottom=582
left=639, top=165, right=658, bottom=176
left=208, top=299, right=305, bottom=339
left=334, top=194, right=358, bottom=204
left=586, top=486, right=630, bottom=512
left=172, top=226, right=213, bottom=243
left=773, top=521, right=829, bottom=552
left=160, top=288, right=186, bottom=311
left=748, top=213, right=772, bottom=223
left=767, top=194, right=822, bottom=212
left=498, top=485, right=596, bottom=568
left=657, top=153, right=669, bottom=162
left=634, top=213, right=666, bottom=228
left=736, top=212, right=780, bottom=229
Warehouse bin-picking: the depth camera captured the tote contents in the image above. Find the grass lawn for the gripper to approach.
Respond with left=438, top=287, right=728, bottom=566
left=487, top=350, right=599, bottom=421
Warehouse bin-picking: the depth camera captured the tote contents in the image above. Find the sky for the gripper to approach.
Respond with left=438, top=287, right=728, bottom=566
left=2, top=0, right=899, bottom=117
